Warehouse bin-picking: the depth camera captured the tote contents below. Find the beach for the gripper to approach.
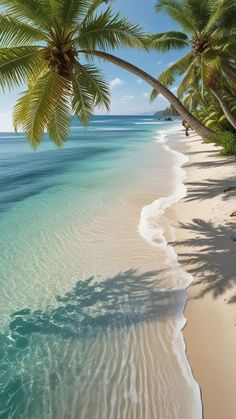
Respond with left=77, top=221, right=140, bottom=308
left=171, top=130, right=236, bottom=419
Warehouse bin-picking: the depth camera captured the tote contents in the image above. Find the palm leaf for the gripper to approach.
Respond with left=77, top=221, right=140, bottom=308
left=58, top=0, right=91, bottom=26
left=0, top=15, right=46, bottom=47
left=71, top=68, right=95, bottom=126
left=177, top=62, right=197, bottom=98
left=0, top=0, right=53, bottom=30
left=155, top=0, right=197, bottom=33
left=150, top=52, right=193, bottom=101
left=14, top=71, right=71, bottom=147
left=75, top=62, right=110, bottom=110
left=48, top=93, right=72, bottom=147
left=204, top=0, right=236, bottom=35
left=0, top=46, right=42, bottom=91
left=76, top=8, right=146, bottom=51
left=184, top=0, right=212, bottom=31
left=150, top=31, right=189, bottom=52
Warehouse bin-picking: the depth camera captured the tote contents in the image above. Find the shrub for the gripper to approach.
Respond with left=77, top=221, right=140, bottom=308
left=215, top=131, right=236, bottom=155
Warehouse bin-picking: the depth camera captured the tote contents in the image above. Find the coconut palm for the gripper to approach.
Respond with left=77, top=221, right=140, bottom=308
left=183, top=87, right=236, bottom=132
left=151, top=0, right=236, bottom=130
left=0, top=0, right=213, bottom=147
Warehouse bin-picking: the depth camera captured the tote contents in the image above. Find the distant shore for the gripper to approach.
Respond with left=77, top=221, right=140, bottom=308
left=171, top=130, right=236, bottom=419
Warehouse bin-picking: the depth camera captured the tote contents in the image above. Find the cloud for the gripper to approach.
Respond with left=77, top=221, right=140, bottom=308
left=143, top=92, right=150, bottom=98
left=120, top=95, right=134, bottom=101
left=167, top=61, right=175, bottom=67
left=110, top=78, right=125, bottom=88
left=136, top=78, right=143, bottom=84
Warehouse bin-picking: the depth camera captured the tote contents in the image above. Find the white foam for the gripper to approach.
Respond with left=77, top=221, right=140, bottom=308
left=138, top=124, right=203, bottom=419
left=134, top=122, right=165, bottom=125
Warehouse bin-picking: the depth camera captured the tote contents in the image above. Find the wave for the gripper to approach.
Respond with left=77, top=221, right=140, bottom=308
left=71, top=127, right=133, bottom=131
left=135, top=122, right=165, bottom=125
left=138, top=124, right=203, bottom=419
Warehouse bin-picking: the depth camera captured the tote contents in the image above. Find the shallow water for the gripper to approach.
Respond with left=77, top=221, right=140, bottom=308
left=0, top=116, right=201, bottom=418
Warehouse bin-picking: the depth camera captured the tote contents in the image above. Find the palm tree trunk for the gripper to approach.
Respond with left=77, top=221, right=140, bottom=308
left=80, top=50, right=214, bottom=139
left=210, top=87, right=236, bottom=130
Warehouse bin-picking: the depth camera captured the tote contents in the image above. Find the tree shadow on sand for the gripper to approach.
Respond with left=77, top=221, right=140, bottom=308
left=183, top=177, right=236, bottom=202
left=173, top=219, right=236, bottom=303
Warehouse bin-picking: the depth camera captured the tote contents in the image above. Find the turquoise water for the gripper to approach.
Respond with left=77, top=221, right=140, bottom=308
left=0, top=116, right=201, bottom=418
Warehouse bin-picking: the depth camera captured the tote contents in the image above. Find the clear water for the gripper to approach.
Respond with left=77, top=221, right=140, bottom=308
left=0, top=116, right=201, bottom=418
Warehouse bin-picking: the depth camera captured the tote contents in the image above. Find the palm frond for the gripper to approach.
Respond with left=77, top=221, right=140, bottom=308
left=150, top=52, right=193, bottom=101
left=177, top=62, right=197, bottom=97
left=0, top=15, right=46, bottom=47
left=48, top=94, right=72, bottom=147
left=76, top=8, right=146, bottom=51
left=0, top=46, right=42, bottom=91
left=0, top=0, right=52, bottom=29
left=81, top=0, right=106, bottom=23
left=58, top=0, right=91, bottom=26
left=204, top=0, right=236, bottom=35
left=150, top=31, right=189, bottom=52
left=14, top=71, right=71, bottom=147
left=183, top=0, right=212, bottom=31
left=71, top=68, right=95, bottom=126
left=75, top=62, right=110, bottom=111
left=155, top=0, right=197, bottom=33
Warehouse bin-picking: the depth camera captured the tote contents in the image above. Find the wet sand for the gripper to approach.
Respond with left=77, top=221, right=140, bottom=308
left=172, top=131, right=236, bottom=419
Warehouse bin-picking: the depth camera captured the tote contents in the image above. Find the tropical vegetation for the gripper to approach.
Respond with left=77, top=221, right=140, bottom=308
left=0, top=0, right=214, bottom=148
left=150, top=0, right=236, bottom=153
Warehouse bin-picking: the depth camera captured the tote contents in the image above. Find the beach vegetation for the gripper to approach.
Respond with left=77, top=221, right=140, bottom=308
left=215, top=131, right=236, bottom=155
left=151, top=0, right=236, bottom=138
left=0, top=0, right=214, bottom=147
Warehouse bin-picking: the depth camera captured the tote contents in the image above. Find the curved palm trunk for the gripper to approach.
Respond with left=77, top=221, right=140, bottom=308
left=80, top=50, right=214, bottom=139
left=210, top=87, right=236, bottom=131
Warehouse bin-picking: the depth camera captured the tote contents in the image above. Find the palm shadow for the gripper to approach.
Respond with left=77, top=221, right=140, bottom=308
left=184, top=177, right=236, bottom=202
left=0, top=269, right=188, bottom=418
left=173, top=219, right=236, bottom=302
left=8, top=269, right=186, bottom=341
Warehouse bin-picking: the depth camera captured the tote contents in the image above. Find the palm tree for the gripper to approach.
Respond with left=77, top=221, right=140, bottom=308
left=151, top=0, right=236, bottom=130
left=0, top=0, right=213, bottom=147
left=183, top=86, right=236, bottom=132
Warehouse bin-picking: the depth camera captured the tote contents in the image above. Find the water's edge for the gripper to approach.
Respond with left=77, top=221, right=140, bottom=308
left=138, top=125, right=203, bottom=419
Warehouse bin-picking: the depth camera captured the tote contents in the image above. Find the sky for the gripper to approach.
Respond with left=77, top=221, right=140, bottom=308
left=0, top=0, right=184, bottom=131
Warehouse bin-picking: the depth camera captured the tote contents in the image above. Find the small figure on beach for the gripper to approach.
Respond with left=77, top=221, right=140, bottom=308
left=182, top=119, right=192, bottom=137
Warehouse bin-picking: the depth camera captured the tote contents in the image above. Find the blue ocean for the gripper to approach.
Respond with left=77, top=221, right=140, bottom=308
left=0, top=116, right=202, bottom=418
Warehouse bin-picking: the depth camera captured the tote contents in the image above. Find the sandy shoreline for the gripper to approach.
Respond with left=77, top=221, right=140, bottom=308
left=171, top=129, right=236, bottom=419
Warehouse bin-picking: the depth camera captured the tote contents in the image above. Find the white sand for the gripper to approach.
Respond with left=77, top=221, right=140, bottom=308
left=171, top=130, right=236, bottom=419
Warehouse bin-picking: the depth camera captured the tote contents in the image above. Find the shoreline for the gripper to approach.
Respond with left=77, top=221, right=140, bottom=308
left=170, top=128, right=236, bottom=419
left=139, top=124, right=203, bottom=419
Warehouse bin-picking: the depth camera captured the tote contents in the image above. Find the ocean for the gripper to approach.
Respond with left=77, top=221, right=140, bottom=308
left=0, top=116, right=202, bottom=418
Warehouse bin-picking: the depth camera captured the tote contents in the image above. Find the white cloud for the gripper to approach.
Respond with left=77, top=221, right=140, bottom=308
left=110, top=78, right=125, bottom=88
left=167, top=61, right=175, bottom=68
left=120, top=95, right=134, bottom=101
left=136, top=78, right=143, bottom=84
left=143, top=92, right=150, bottom=98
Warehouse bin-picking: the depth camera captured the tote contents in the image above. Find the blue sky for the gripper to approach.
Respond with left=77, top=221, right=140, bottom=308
left=0, top=0, right=184, bottom=131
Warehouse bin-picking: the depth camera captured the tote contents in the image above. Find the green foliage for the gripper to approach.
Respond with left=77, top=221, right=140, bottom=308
left=0, top=0, right=147, bottom=147
left=215, top=131, right=236, bottom=155
left=152, top=0, right=236, bottom=132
